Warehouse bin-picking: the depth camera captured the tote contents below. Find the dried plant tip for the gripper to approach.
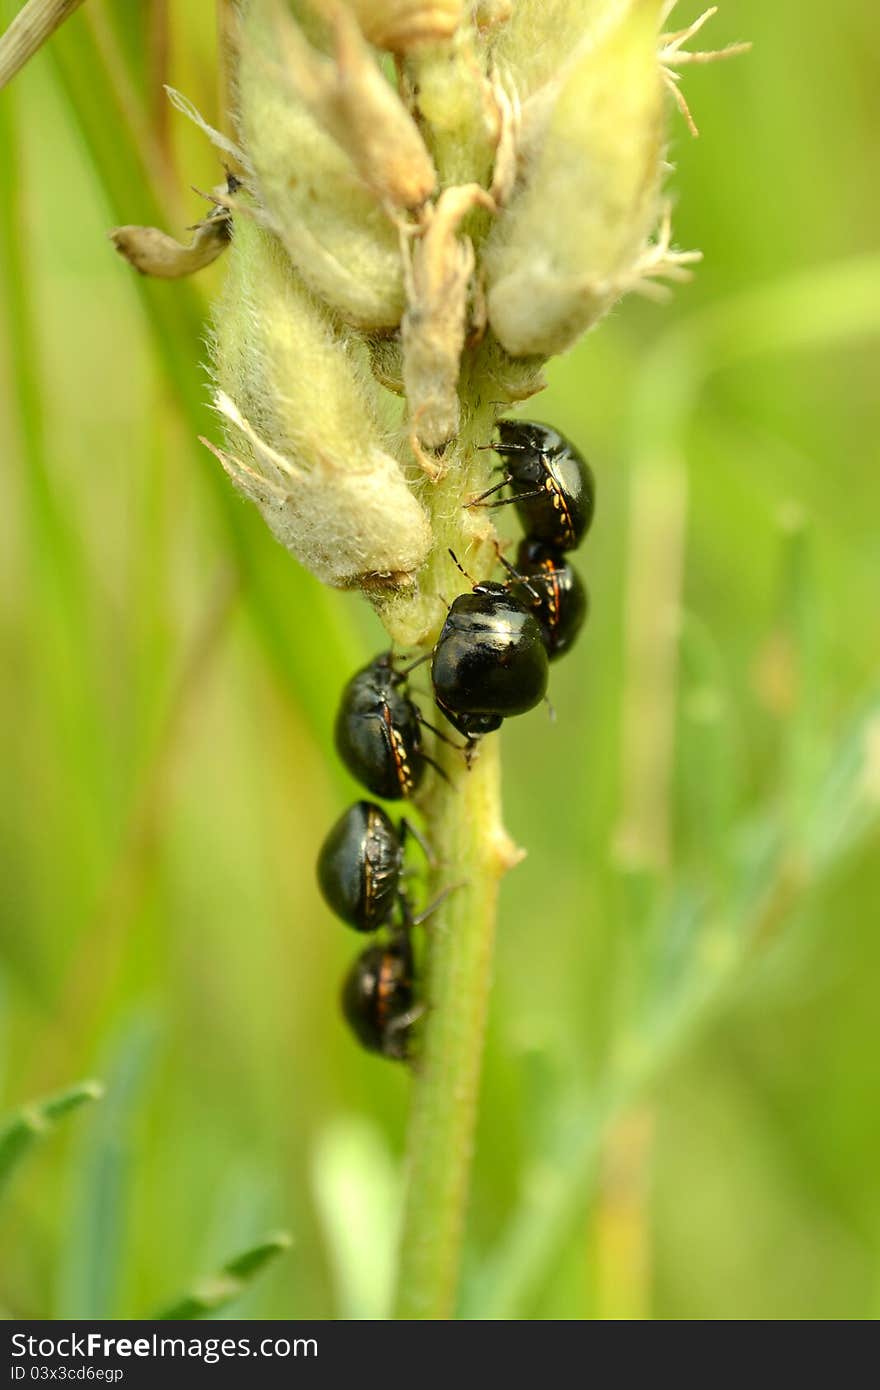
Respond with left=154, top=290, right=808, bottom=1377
left=343, top=0, right=463, bottom=53
left=273, top=1, right=437, bottom=210
left=659, top=4, right=751, bottom=138
left=402, top=184, right=495, bottom=450
left=109, top=205, right=232, bottom=279
left=627, top=203, right=702, bottom=299
left=165, top=85, right=249, bottom=168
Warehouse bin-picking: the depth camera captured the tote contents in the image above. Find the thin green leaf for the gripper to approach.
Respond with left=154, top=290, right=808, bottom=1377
left=803, top=692, right=880, bottom=875
left=56, top=1014, right=157, bottom=1319
left=774, top=509, right=823, bottom=841
left=155, top=1232, right=292, bottom=1320
left=677, top=611, right=739, bottom=876
left=0, top=1080, right=104, bottom=1198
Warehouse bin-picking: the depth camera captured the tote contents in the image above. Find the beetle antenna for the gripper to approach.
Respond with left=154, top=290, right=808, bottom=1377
left=396, top=651, right=432, bottom=678
left=447, top=549, right=477, bottom=586
left=399, top=817, right=436, bottom=868
left=494, top=543, right=543, bottom=605
left=416, top=710, right=468, bottom=751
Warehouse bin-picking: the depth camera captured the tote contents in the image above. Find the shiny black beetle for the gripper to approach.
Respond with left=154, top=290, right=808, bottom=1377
left=341, top=932, right=418, bottom=1061
left=335, top=653, right=425, bottom=800
left=431, top=559, right=550, bottom=739
left=469, top=419, right=595, bottom=552
left=317, top=801, right=403, bottom=933
left=503, top=539, right=590, bottom=661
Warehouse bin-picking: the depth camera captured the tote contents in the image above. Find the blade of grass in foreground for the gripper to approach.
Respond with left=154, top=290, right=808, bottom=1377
left=0, top=1081, right=104, bottom=1198
left=0, top=56, right=116, bottom=909
left=155, top=1233, right=292, bottom=1320
left=56, top=1015, right=157, bottom=1319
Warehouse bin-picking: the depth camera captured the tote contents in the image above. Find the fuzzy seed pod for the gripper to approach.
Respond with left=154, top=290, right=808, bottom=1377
left=484, top=0, right=665, bottom=358
left=210, top=216, right=431, bottom=589
left=343, top=0, right=463, bottom=53
left=488, top=0, right=599, bottom=101
left=236, top=0, right=406, bottom=328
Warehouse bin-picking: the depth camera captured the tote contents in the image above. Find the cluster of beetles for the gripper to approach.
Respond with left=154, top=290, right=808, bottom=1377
left=316, top=420, right=595, bottom=1061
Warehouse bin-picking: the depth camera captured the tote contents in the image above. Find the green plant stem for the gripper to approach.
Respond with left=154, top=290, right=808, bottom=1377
left=395, top=733, right=516, bottom=1319
left=392, top=383, right=520, bottom=1321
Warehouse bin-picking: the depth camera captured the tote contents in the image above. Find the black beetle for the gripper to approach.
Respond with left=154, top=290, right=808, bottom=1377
left=341, top=932, right=418, bottom=1061
left=335, top=653, right=425, bottom=800
left=469, top=419, right=595, bottom=552
left=504, top=539, right=590, bottom=661
left=317, top=801, right=404, bottom=933
left=431, top=564, right=549, bottom=738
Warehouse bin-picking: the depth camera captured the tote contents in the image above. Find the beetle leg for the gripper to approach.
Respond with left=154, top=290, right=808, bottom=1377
left=399, top=816, right=436, bottom=868
left=416, top=710, right=469, bottom=752
left=410, top=880, right=466, bottom=927
left=422, top=751, right=454, bottom=786
left=382, top=1003, right=426, bottom=1061
left=464, top=474, right=513, bottom=506
left=470, top=486, right=548, bottom=511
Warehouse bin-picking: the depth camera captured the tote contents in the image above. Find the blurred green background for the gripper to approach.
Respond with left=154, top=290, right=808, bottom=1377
left=1, top=0, right=878, bottom=1320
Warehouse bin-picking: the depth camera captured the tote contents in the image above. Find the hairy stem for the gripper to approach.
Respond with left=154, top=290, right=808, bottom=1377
left=392, top=376, right=520, bottom=1320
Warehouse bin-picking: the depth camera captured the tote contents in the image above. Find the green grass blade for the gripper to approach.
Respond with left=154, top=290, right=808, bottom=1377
left=802, top=692, right=880, bottom=876
left=0, top=52, right=116, bottom=904
left=769, top=508, right=823, bottom=844
left=56, top=1014, right=157, bottom=1319
left=155, top=1232, right=292, bottom=1320
left=0, top=1081, right=104, bottom=1198
left=677, top=612, right=739, bottom=878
